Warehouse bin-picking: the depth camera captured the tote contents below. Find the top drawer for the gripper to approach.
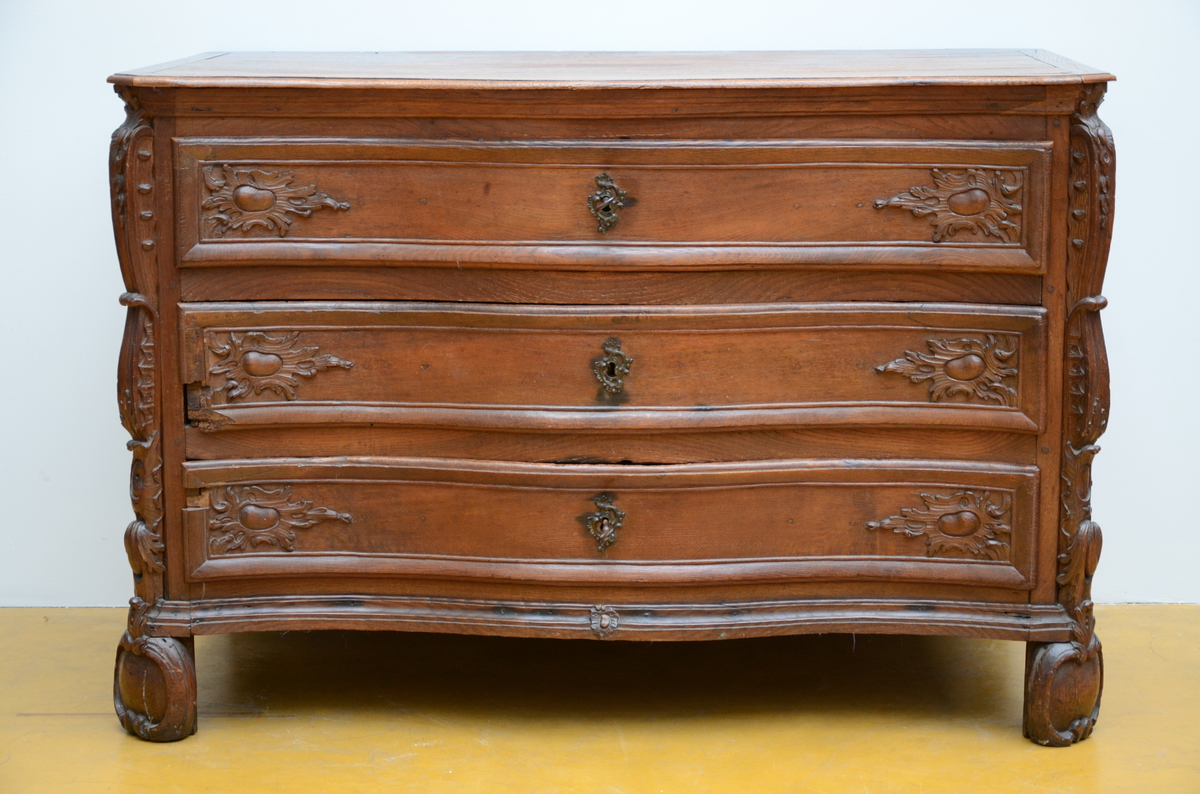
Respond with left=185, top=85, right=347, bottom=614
left=176, top=139, right=1051, bottom=271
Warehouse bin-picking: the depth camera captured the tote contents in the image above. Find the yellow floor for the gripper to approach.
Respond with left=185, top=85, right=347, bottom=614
left=0, top=606, right=1196, bottom=793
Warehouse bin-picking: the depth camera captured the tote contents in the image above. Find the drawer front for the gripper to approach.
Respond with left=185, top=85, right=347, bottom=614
left=182, top=458, right=1038, bottom=588
left=180, top=302, right=1045, bottom=433
left=176, top=139, right=1051, bottom=270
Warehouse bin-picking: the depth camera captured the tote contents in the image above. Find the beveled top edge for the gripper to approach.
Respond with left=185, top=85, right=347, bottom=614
left=109, top=50, right=1115, bottom=89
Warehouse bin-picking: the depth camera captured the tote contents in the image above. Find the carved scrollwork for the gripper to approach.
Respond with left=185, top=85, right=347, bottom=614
left=202, top=164, right=350, bottom=237
left=111, top=88, right=165, bottom=608
left=581, top=493, right=624, bottom=553
left=1023, top=84, right=1115, bottom=749
left=112, top=86, right=189, bottom=743
left=209, top=331, right=353, bottom=402
left=876, top=334, right=1019, bottom=407
left=874, top=168, right=1023, bottom=243
left=208, top=485, right=354, bottom=554
left=866, top=489, right=1013, bottom=560
left=1057, top=84, right=1115, bottom=656
left=589, top=605, right=620, bottom=638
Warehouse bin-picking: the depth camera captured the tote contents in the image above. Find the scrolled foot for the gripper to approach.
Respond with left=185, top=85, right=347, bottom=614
left=1022, top=634, right=1103, bottom=746
left=114, top=632, right=197, bottom=742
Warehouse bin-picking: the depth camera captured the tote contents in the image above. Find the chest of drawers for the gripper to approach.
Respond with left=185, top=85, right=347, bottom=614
left=107, top=50, right=1115, bottom=746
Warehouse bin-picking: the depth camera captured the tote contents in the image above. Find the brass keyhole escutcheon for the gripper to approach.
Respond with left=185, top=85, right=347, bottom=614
left=582, top=493, right=625, bottom=552
left=586, top=173, right=635, bottom=234
left=593, top=337, right=632, bottom=396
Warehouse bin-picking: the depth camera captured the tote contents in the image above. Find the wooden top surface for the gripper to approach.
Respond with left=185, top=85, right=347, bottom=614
left=110, top=50, right=1113, bottom=89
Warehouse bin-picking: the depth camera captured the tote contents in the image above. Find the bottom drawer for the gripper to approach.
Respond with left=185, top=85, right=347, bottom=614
left=182, top=458, right=1037, bottom=588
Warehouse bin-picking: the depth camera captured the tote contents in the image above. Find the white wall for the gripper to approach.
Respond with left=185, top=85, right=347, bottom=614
left=1, top=0, right=1196, bottom=605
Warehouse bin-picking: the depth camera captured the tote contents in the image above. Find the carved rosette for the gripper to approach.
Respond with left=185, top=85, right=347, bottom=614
left=202, top=164, right=350, bottom=237
left=208, top=485, right=354, bottom=554
left=866, top=490, right=1012, bottom=560
left=581, top=493, right=625, bottom=552
left=209, top=331, right=353, bottom=401
left=874, top=168, right=1023, bottom=242
left=589, top=606, right=621, bottom=638
left=876, top=334, right=1019, bottom=407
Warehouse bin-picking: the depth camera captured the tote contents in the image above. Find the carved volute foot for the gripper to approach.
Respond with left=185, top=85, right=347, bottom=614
left=1022, top=634, right=1103, bottom=747
left=114, top=633, right=197, bottom=742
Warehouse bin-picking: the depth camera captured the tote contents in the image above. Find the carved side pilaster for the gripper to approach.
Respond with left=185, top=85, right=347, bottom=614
left=1059, top=84, right=1113, bottom=657
left=112, top=86, right=163, bottom=610
left=111, top=87, right=195, bottom=742
left=1025, top=83, right=1115, bottom=747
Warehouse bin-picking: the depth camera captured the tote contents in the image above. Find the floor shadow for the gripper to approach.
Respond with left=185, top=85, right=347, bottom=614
left=197, top=629, right=1025, bottom=725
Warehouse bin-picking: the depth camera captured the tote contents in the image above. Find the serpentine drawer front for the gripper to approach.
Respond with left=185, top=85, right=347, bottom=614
left=180, top=458, right=1039, bottom=587
left=176, top=139, right=1050, bottom=270
left=178, top=302, right=1046, bottom=434
left=109, top=51, right=1115, bottom=748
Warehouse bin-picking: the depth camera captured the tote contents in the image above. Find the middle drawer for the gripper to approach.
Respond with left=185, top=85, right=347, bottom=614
left=180, top=302, right=1045, bottom=434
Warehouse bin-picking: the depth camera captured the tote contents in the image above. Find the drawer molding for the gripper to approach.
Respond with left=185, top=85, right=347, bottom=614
left=208, top=484, right=354, bottom=554
left=875, top=333, right=1019, bottom=407
left=147, top=595, right=1074, bottom=643
left=202, top=164, right=350, bottom=238
left=873, top=167, right=1022, bottom=243
left=866, top=489, right=1013, bottom=560
left=209, top=330, right=354, bottom=401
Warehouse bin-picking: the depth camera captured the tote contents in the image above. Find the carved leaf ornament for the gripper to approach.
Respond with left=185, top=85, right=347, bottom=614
left=874, top=168, right=1023, bottom=243
left=202, top=164, right=349, bottom=237
left=867, top=490, right=1013, bottom=560
left=876, top=334, right=1018, bottom=407
left=209, top=331, right=353, bottom=401
left=209, top=485, right=353, bottom=554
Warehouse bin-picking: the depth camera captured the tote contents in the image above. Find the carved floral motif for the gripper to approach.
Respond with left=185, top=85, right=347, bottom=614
left=209, top=331, right=353, bottom=401
left=866, top=490, right=1012, bottom=560
left=874, top=168, right=1023, bottom=243
left=876, top=334, right=1019, bottom=407
left=208, top=485, right=353, bottom=554
left=202, top=164, right=349, bottom=237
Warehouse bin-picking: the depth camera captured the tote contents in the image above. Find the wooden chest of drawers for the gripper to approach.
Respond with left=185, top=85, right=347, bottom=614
left=107, top=50, right=1115, bottom=746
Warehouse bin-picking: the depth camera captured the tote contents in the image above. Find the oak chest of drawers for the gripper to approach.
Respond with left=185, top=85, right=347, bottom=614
left=107, top=50, right=1115, bottom=745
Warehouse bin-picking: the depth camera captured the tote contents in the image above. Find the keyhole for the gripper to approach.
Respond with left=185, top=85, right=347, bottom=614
left=606, top=361, right=617, bottom=378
